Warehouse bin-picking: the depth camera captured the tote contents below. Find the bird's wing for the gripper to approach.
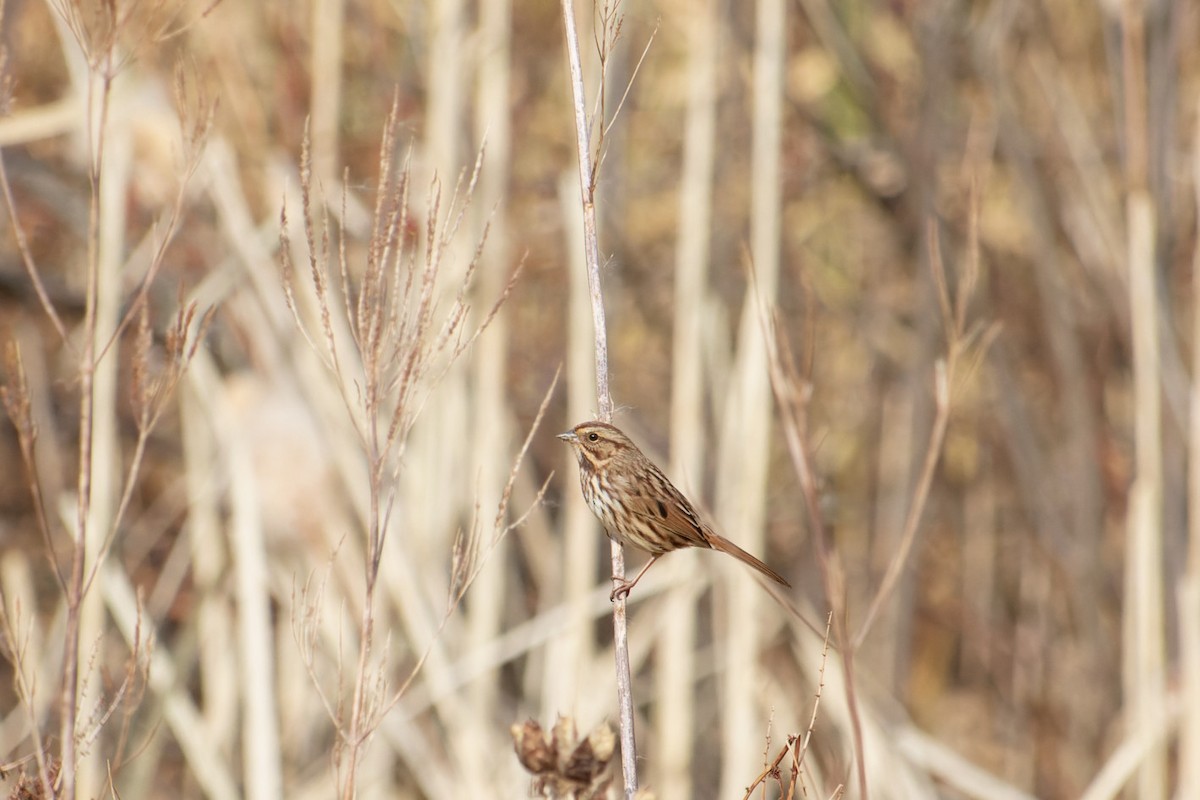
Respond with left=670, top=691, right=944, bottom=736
left=625, top=467, right=791, bottom=587
left=623, top=470, right=711, bottom=552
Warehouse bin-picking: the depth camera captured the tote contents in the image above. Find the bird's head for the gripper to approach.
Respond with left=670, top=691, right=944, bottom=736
left=557, top=421, right=636, bottom=470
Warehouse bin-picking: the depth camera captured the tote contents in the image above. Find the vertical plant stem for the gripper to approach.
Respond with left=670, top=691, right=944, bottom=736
left=64, top=60, right=122, bottom=800
left=559, top=2, right=612, bottom=423
left=553, top=172, right=598, bottom=709
left=465, top=0, right=513, bottom=786
left=428, top=0, right=465, bottom=180
left=425, top=0, right=475, bottom=789
left=310, top=0, right=345, bottom=184
left=658, top=0, right=718, bottom=795
left=341, top=432, right=383, bottom=800
left=1182, top=91, right=1200, bottom=800
left=1120, top=0, right=1165, bottom=798
left=61, top=90, right=100, bottom=800
left=716, top=0, right=785, bottom=793
left=62, top=429, right=85, bottom=800
left=181, top=377, right=239, bottom=764
left=559, top=1, right=633, bottom=795
left=229, top=437, right=283, bottom=800
left=312, top=0, right=345, bottom=183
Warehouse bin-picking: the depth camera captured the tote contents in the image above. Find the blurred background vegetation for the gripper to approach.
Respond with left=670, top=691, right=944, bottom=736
left=0, top=0, right=1196, bottom=798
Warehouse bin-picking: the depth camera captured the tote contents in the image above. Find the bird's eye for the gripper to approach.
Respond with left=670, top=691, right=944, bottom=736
left=588, top=432, right=599, bottom=442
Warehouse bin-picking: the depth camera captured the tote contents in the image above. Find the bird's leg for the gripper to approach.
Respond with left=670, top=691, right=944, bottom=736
left=611, top=555, right=661, bottom=601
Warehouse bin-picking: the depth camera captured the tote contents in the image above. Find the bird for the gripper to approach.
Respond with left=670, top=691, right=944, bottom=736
left=558, top=420, right=790, bottom=600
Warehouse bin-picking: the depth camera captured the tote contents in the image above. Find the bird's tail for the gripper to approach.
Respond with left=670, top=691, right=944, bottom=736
left=706, top=532, right=791, bottom=588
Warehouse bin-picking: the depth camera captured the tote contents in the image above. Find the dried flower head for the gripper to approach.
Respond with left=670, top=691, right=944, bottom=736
left=511, top=716, right=616, bottom=799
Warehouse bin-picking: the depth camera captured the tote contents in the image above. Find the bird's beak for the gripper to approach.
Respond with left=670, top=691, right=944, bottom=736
left=557, top=431, right=578, bottom=443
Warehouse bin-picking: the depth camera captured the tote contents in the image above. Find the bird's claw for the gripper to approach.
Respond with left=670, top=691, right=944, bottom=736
left=609, top=579, right=634, bottom=602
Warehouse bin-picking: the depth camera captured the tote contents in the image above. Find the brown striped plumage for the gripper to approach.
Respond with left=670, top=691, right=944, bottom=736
left=558, top=421, right=791, bottom=600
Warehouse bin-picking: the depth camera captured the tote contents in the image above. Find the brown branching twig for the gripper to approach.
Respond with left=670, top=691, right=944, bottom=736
left=758, top=294, right=862, bottom=799
left=0, top=343, right=66, bottom=591
left=282, top=91, right=527, bottom=798
left=742, top=612, right=834, bottom=800
left=761, top=198, right=992, bottom=798
left=0, top=8, right=216, bottom=796
left=0, top=588, right=57, bottom=796
left=448, top=366, right=560, bottom=609
left=853, top=212, right=995, bottom=650
left=0, top=157, right=69, bottom=343
left=87, top=300, right=213, bottom=595
left=97, top=65, right=216, bottom=364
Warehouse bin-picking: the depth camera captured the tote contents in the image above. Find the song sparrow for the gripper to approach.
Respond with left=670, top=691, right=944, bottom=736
left=559, top=420, right=791, bottom=600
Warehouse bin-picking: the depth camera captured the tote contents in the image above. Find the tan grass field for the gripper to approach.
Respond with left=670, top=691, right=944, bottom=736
left=0, top=0, right=1196, bottom=798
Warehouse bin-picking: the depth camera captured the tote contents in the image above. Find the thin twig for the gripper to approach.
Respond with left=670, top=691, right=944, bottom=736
left=559, top=1, right=635, bottom=796
left=851, top=358, right=949, bottom=649
left=741, top=612, right=833, bottom=800
left=0, top=153, right=69, bottom=344
left=760, top=306, right=868, bottom=799
left=601, top=21, right=657, bottom=139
